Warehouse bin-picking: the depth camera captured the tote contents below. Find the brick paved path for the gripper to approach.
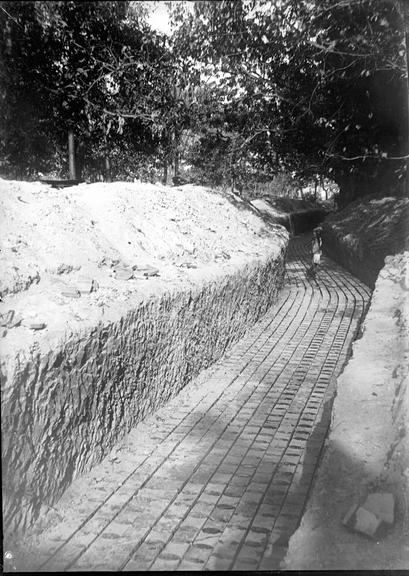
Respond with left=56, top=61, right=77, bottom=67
left=14, top=236, right=371, bottom=572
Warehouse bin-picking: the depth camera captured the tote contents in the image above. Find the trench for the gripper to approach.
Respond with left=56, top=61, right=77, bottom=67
left=9, top=233, right=373, bottom=572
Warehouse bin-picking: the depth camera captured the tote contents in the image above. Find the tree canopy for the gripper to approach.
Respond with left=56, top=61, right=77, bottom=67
left=171, top=0, right=408, bottom=204
left=0, top=0, right=408, bottom=204
left=0, top=1, right=181, bottom=179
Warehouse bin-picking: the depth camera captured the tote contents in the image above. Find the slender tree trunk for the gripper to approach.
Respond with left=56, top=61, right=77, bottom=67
left=68, top=130, right=76, bottom=180
left=231, top=165, right=236, bottom=193
left=104, top=156, right=112, bottom=182
left=173, top=129, right=180, bottom=182
left=103, top=130, right=111, bottom=182
left=230, top=150, right=236, bottom=193
left=402, top=0, right=409, bottom=196
left=76, top=141, right=83, bottom=180
left=320, top=176, right=329, bottom=200
left=172, top=83, right=180, bottom=184
left=173, top=152, right=179, bottom=181
left=163, top=157, right=168, bottom=185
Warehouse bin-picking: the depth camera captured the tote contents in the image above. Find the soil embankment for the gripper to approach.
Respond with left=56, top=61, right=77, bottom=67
left=322, top=196, right=409, bottom=287
left=0, top=179, right=288, bottom=539
left=285, top=196, right=409, bottom=570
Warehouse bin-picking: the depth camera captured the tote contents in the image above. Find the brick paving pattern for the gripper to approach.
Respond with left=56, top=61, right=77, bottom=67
left=15, top=236, right=371, bottom=571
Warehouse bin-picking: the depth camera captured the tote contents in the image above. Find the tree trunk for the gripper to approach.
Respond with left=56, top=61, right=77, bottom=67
left=172, top=83, right=180, bottom=185
left=173, top=151, right=179, bottom=181
left=76, top=141, right=83, bottom=180
left=162, top=158, right=168, bottom=185
left=173, top=133, right=179, bottom=182
left=68, top=130, right=76, bottom=180
left=402, top=0, right=409, bottom=196
left=321, top=177, right=329, bottom=200
left=231, top=166, right=236, bottom=193
left=104, top=156, right=112, bottom=182
left=230, top=150, right=236, bottom=193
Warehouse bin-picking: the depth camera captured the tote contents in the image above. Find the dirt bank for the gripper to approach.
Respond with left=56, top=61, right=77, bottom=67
left=284, top=250, right=409, bottom=569
left=322, top=196, right=409, bottom=287
left=0, top=179, right=288, bottom=539
left=0, top=178, right=288, bottom=365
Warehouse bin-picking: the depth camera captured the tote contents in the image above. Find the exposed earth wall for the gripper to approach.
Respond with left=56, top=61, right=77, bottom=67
left=285, top=202, right=409, bottom=570
left=0, top=180, right=288, bottom=539
left=322, top=196, right=409, bottom=288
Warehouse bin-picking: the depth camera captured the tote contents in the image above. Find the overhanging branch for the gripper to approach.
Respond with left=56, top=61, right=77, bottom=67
left=325, top=152, right=409, bottom=160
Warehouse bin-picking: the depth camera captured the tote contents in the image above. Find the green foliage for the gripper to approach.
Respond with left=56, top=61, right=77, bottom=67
left=1, top=0, right=407, bottom=207
left=171, top=0, right=408, bottom=204
left=0, top=1, right=178, bottom=178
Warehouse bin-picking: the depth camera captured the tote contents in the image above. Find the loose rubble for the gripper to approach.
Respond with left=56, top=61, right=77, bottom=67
left=343, top=493, right=395, bottom=538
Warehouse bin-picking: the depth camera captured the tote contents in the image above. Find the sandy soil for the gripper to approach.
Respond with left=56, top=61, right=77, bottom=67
left=2, top=177, right=407, bottom=570
left=0, top=178, right=287, bottom=371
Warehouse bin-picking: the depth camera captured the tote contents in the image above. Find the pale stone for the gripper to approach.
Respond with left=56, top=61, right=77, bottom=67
left=61, top=287, right=81, bottom=298
left=76, top=277, right=95, bottom=294
left=0, top=310, right=14, bottom=327
left=353, top=506, right=382, bottom=538
left=29, top=323, right=47, bottom=331
left=362, top=493, right=394, bottom=525
left=114, top=267, right=133, bottom=280
left=132, top=264, right=160, bottom=277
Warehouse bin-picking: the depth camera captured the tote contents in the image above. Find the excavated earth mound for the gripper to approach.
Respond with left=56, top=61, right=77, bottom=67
left=0, top=179, right=288, bottom=539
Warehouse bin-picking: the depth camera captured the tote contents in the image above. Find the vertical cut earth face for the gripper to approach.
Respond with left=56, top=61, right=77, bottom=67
left=284, top=251, right=409, bottom=571
left=322, top=196, right=409, bottom=288
left=0, top=179, right=288, bottom=538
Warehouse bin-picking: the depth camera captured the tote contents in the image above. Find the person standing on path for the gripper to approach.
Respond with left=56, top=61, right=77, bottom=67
left=311, top=226, right=323, bottom=275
